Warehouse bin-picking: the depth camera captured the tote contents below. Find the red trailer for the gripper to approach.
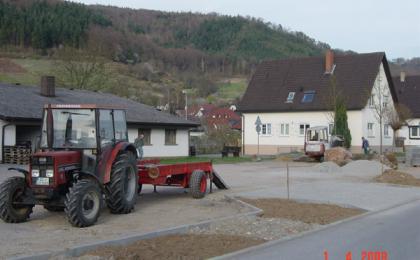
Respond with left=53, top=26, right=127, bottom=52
left=137, top=159, right=228, bottom=198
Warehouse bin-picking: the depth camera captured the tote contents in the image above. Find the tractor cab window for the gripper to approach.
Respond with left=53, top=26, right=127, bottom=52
left=99, top=109, right=114, bottom=146
left=114, top=110, right=128, bottom=141
left=41, top=109, right=96, bottom=149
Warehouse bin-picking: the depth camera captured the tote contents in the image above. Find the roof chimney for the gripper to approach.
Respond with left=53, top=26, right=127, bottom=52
left=325, top=50, right=335, bottom=74
left=400, top=71, right=406, bottom=82
left=40, top=76, right=55, bottom=97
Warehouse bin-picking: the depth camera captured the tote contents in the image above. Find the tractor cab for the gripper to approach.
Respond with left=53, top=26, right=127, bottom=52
left=304, top=126, right=330, bottom=161
left=36, top=104, right=132, bottom=176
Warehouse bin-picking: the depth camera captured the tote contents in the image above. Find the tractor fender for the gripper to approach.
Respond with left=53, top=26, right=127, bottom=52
left=8, top=168, right=30, bottom=178
left=100, top=142, right=137, bottom=184
left=75, top=171, right=105, bottom=192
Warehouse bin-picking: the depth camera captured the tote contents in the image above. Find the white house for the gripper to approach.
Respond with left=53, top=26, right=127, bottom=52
left=239, top=51, right=398, bottom=155
left=393, top=74, right=420, bottom=147
left=0, top=79, right=198, bottom=163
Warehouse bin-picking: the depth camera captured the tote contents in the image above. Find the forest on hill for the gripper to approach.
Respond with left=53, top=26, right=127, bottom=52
left=0, top=0, right=417, bottom=109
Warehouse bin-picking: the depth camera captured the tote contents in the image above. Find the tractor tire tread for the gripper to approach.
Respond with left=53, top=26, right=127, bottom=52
left=0, top=177, right=33, bottom=223
left=64, top=179, right=101, bottom=228
left=105, top=152, right=138, bottom=214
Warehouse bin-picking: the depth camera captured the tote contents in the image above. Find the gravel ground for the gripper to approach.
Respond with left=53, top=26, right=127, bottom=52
left=189, top=215, right=320, bottom=241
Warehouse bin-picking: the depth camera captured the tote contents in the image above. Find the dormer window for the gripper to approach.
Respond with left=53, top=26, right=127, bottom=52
left=302, top=91, right=315, bottom=103
left=286, top=92, right=295, bottom=103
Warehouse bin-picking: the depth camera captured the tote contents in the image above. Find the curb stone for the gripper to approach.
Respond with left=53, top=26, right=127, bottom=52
left=10, top=195, right=262, bottom=260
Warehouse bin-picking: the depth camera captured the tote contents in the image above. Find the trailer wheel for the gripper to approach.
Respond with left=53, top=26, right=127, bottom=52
left=0, top=177, right=34, bottom=223
left=106, top=152, right=138, bottom=214
left=190, top=170, right=207, bottom=199
left=65, top=179, right=101, bottom=227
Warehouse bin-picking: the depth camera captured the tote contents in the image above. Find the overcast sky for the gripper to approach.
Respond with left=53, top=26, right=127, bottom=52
left=72, top=0, right=420, bottom=59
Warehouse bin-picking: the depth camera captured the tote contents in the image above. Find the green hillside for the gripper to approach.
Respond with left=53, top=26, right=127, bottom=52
left=0, top=0, right=332, bottom=108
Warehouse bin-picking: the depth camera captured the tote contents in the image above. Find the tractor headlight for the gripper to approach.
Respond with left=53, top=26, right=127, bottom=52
left=31, top=169, right=40, bottom=177
left=46, top=169, right=54, bottom=178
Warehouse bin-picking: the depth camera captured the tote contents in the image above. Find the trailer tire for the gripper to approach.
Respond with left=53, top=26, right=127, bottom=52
left=65, top=179, right=101, bottom=227
left=0, top=177, right=34, bottom=223
left=190, top=170, right=207, bottom=199
left=106, top=152, right=138, bottom=214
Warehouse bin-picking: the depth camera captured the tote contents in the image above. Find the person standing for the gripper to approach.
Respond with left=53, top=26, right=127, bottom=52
left=134, top=134, right=145, bottom=159
left=362, top=137, right=369, bottom=155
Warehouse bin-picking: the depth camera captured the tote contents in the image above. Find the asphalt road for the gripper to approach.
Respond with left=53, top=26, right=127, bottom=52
left=224, top=199, right=420, bottom=260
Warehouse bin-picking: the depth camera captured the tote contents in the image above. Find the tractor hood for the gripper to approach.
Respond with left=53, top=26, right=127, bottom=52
left=32, top=150, right=82, bottom=167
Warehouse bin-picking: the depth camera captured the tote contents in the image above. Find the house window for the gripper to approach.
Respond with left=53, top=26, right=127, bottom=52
left=384, top=124, right=390, bottom=137
left=369, top=95, right=375, bottom=107
left=138, top=129, right=151, bottom=145
left=410, top=126, right=420, bottom=139
left=383, top=96, right=389, bottom=108
left=286, top=92, right=295, bottom=103
left=301, top=91, right=315, bottom=103
left=262, top=123, right=272, bottom=136
left=299, top=124, right=310, bottom=136
left=368, top=123, right=374, bottom=137
left=280, top=123, right=289, bottom=136
left=165, top=129, right=177, bottom=145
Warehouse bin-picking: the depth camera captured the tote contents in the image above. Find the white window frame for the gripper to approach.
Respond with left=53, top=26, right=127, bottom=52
left=299, top=123, right=310, bottom=136
left=384, top=124, right=390, bottom=138
left=369, top=94, right=375, bottom=108
left=279, top=123, right=290, bottom=136
left=367, top=123, right=374, bottom=137
left=410, top=126, right=420, bottom=139
left=286, top=92, right=295, bottom=103
left=261, top=123, right=272, bottom=136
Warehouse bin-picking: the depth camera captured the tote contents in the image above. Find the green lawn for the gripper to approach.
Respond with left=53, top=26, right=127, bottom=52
left=217, top=79, right=247, bottom=100
left=159, top=156, right=254, bottom=165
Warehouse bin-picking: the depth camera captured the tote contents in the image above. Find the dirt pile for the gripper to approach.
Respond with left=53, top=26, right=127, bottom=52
left=374, top=170, right=420, bottom=187
left=240, top=198, right=365, bottom=225
left=324, top=147, right=352, bottom=166
left=0, top=58, right=26, bottom=73
left=341, top=160, right=388, bottom=177
left=85, top=234, right=265, bottom=260
left=312, top=161, right=341, bottom=173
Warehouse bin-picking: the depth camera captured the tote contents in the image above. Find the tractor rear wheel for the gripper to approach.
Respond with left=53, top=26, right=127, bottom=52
left=0, top=177, right=34, bottom=223
left=106, top=152, right=138, bottom=214
left=65, top=179, right=101, bottom=227
left=190, top=170, right=207, bottom=199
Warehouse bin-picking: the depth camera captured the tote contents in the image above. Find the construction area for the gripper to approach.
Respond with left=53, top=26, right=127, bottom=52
left=1, top=156, right=420, bottom=259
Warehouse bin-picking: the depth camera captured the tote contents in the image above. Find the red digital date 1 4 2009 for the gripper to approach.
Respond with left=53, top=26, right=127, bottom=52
left=324, top=250, right=388, bottom=260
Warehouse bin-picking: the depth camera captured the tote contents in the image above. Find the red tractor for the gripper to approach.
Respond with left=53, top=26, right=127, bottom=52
left=0, top=104, right=226, bottom=228
left=0, top=104, right=139, bottom=227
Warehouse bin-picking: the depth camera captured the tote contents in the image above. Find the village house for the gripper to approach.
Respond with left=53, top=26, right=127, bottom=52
left=393, top=73, right=420, bottom=147
left=0, top=78, right=199, bottom=163
left=239, top=51, right=398, bottom=155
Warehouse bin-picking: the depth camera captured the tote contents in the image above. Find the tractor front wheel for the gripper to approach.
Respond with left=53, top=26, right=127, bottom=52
left=106, top=152, right=138, bottom=214
left=0, top=177, right=34, bottom=223
left=190, top=170, right=207, bottom=199
left=65, top=179, right=101, bottom=227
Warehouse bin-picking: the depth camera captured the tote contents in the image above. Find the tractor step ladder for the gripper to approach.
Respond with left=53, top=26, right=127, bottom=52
left=211, top=170, right=229, bottom=190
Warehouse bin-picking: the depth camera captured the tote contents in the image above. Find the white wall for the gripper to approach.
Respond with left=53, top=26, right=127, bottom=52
left=361, top=63, right=394, bottom=149
left=0, top=119, right=16, bottom=162
left=243, top=110, right=362, bottom=152
left=128, top=127, right=189, bottom=157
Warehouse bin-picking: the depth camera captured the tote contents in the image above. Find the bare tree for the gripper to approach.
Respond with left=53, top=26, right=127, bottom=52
left=54, top=47, right=109, bottom=91
left=370, top=73, right=391, bottom=154
left=385, top=103, right=412, bottom=150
